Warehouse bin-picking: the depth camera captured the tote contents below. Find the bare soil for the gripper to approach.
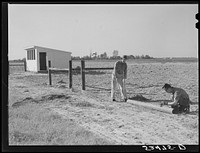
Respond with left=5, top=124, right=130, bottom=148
left=8, top=62, right=199, bottom=145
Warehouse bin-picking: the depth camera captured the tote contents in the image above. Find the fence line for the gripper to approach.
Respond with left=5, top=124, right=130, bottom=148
left=48, top=61, right=52, bottom=85
left=48, top=60, right=73, bottom=89
left=9, top=60, right=26, bottom=74
left=48, top=68, right=69, bottom=71
left=69, top=60, right=72, bottom=89
left=81, top=60, right=113, bottom=90
left=48, top=60, right=113, bottom=90
left=84, top=67, right=113, bottom=70
left=9, top=64, right=24, bottom=66
left=81, top=60, right=85, bottom=90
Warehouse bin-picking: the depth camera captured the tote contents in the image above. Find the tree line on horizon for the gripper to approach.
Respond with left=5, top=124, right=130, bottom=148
left=10, top=54, right=153, bottom=62
left=9, top=55, right=197, bottom=62
left=72, top=54, right=154, bottom=60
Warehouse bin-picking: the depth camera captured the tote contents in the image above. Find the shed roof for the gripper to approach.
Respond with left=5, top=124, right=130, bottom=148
left=25, top=46, right=72, bottom=54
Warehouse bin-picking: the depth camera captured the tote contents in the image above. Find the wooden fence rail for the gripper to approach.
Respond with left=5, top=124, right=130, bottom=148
left=84, top=67, right=113, bottom=70
left=48, top=68, right=69, bottom=71
left=48, top=60, right=113, bottom=90
left=48, top=60, right=73, bottom=89
left=9, top=60, right=26, bottom=75
left=9, top=64, right=24, bottom=66
left=81, top=60, right=113, bottom=90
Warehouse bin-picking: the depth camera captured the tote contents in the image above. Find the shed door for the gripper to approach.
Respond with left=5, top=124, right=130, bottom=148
left=39, top=52, right=47, bottom=70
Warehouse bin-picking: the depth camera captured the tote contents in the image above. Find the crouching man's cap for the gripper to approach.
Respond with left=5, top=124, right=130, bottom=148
left=162, top=83, right=172, bottom=89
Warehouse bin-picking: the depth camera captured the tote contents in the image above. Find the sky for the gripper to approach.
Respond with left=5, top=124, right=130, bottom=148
left=8, top=4, right=198, bottom=60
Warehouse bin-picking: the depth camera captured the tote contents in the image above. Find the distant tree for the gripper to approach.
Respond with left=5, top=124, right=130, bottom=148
left=100, top=52, right=108, bottom=59
left=141, top=55, right=145, bottom=59
left=127, top=55, right=135, bottom=59
left=82, top=55, right=91, bottom=60
left=135, top=55, right=140, bottom=59
left=72, top=56, right=81, bottom=60
left=110, top=56, right=121, bottom=60
left=133, top=55, right=153, bottom=59
left=100, top=54, right=104, bottom=59
left=144, top=55, right=151, bottom=59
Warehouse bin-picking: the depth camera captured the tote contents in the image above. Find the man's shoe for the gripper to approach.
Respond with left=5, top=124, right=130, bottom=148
left=122, top=98, right=127, bottom=102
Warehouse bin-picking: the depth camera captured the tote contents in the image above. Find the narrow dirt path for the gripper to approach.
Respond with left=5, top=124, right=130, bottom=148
left=47, top=91, right=198, bottom=145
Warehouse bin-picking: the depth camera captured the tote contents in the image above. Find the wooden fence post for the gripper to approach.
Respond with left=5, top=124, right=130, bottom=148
left=24, top=60, right=27, bottom=71
left=81, top=60, right=85, bottom=90
left=69, top=60, right=72, bottom=89
left=8, top=62, right=9, bottom=75
left=48, top=60, right=52, bottom=85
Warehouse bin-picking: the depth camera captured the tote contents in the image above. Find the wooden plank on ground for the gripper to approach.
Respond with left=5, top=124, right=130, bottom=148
left=127, top=99, right=172, bottom=114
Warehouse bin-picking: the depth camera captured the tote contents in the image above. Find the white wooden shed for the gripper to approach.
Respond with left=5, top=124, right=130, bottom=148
left=25, top=46, right=72, bottom=72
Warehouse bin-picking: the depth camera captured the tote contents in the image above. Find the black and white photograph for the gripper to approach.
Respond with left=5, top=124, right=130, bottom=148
left=3, top=2, right=199, bottom=152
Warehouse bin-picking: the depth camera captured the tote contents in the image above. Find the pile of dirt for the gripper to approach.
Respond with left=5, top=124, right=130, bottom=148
left=12, top=97, right=38, bottom=108
left=57, top=80, right=66, bottom=84
left=129, top=94, right=150, bottom=102
left=12, top=94, right=71, bottom=108
left=41, top=94, right=70, bottom=101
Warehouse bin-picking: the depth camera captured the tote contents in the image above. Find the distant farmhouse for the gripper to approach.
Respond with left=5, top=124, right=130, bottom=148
left=25, top=46, right=71, bottom=72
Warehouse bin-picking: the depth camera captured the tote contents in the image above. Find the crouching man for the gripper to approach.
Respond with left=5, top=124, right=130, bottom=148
left=162, top=83, right=190, bottom=114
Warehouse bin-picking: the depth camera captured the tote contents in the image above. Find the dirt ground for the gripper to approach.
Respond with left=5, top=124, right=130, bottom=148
left=8, top=67, right=199, bottom=145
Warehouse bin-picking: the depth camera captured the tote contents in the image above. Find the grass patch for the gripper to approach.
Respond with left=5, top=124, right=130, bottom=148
left=69, top=101, right=96, bottom=108
left=11, top=94, right=71, bottom=108
left=11, top=97, right=38, bottom=108
left=41, top=94, right=70, bottom=101
left=9, top=103, right=112, bottom=145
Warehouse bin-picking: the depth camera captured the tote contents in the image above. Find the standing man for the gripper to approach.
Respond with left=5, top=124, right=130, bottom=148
left=162, top=83, right=190, bottom=114
left=111, top=55, right=128, bottom=102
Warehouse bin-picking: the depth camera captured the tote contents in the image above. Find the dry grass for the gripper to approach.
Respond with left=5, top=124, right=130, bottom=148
left=9, top=102, right=112, bottom=145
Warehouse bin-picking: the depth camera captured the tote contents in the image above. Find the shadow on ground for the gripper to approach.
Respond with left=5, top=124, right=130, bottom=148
left=129, top=94, right=152, bottom=102
left=188, top=110, right=198, bottom=115
left=85, top=85, right=111, bottom=91
left=85, top=70, right=106, bottom=75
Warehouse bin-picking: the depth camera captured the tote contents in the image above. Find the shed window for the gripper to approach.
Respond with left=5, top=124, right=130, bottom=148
left=31, top=50, right=33, bottom=60
left=27, top=49, right=35, bottom=60
left=27, top=50, right=30, bottom=60
left=30, top=50, right=32, bottom=60
left=33, top=49, right=35, bottom=59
